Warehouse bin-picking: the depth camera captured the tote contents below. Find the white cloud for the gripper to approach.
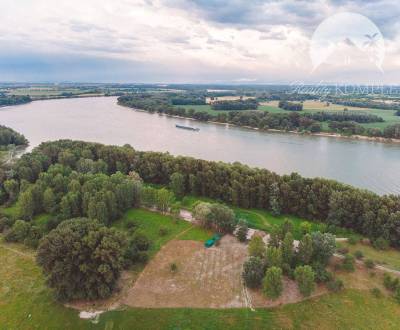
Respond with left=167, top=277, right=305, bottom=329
left=0, top=0, right=399, bottom=83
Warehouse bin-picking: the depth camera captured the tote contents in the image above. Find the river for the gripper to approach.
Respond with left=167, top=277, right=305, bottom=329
left=1, top=96, right=399, bottom=195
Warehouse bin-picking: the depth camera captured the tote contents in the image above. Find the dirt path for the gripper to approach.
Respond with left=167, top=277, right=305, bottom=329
left=0, top=243, right=35, bottom=260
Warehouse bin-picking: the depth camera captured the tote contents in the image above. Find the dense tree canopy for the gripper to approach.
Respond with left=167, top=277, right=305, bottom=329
left=37, top=218, right=126, bottom=301
left=2, top=139, right=400, bottom=247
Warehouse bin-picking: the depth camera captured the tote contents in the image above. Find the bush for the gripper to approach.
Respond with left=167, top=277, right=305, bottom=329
left=347, top=236, right=358, bottom=245
left=354, top=250, right=363, bottom=259
left=23, top=226, right=43, bottom=248
left=373, top=237, right=389, bottom=251
left=294, top=265, right=316, bottom=297
left=37, top=218, right=127, bottom=301
left=263, top=267, right=283, bottom=299
left=341, top=254, right=355, bottom=272
left=124, top=233, right=151, bottom=267
left=170, top=262, right=178, bottom=273
left=300, top=221, right=312, bottom=235
left=383, top=273, right=399, bottom=292
left=395, top=287, right=400, bottom=304
left=327, top=278, right=344, bottom=292
left=242, top=256, right=265, bottom=288
left=0, top=216, right=14, bottom=232
left=370, top=287, right=382, bottom=298
left=159, top=226, right=168, bottom=236
left=312, top=262, right=333, bottom=283
left=266, top=246, right=283, bottom=268
left=4, top=220, right=31, bottom=243
left=364, top=259, right=375, bottom=269
left=248, top=236, right=266, bottom=258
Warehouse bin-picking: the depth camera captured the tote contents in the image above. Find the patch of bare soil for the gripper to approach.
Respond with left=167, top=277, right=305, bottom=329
left=123, top=235, right=249, bottom=308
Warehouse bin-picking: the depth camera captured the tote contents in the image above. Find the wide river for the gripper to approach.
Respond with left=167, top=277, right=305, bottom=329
left=1, top=97, right=400, bottom=195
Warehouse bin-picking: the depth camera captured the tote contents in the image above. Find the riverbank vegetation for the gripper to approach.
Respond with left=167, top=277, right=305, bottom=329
left=0, top=125, right=28, bottom=148
left=0, top=95, right=31, bottom=107
left=118, top=94, right=400, bottom=139
left=2, top=139, right=400, bottom=248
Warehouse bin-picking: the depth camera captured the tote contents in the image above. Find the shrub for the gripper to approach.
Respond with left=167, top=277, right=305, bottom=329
left=170, top=262, right=178, bottom=273
left=294, top=265, right=316, bottom=297
left=263, top=267, right=283, bottom=299
left=159, top=226, right=169, bottom=236
left=0, top=216, right=14, bottom=232
left=354, top=250, right=364, bottom=260
left=4, top=220, right=31, bottom=243
left=364, top=259, right=375, bottom=269
left=370, top=287, right=382, bottom=298
left=300, top=221, right=312, bottom=235
left=347, top=236, right=358, bottom=245
left=395, top=287, right=400, bottom=304
left=248, top=236, right=266, bottom=258
left=312, top=262, right=333, bottom=283
left=342, top=254, right=355, bottom=272
left=373, top=237, right=389, bottom=251
left=124, top=233, right=151, bottom=267
left=23, top=226, right=43, bottom=248
left=383, top=273, right=399, bottom=292
left=236, top=219, right=248, bottom=242
left=37, top=218, right=127, bottom=301
left=327, top=278, right=344, bottom=292
left=242, top=256, right=265, bottom=288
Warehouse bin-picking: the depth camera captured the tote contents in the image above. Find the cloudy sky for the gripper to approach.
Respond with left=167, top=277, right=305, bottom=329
left=0, top=0, right=399, bottom=83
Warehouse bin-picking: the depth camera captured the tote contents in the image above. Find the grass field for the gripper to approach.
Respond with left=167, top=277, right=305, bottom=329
left=1, top=239, right=400, bottom=329
left=260, top=100, right=400, bottom=130
left=337, top=240, right=400, bottom=271
left=112, top=208, right=210, bottom=256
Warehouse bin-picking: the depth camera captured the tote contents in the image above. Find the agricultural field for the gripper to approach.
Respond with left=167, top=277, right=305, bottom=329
left=260, top=100, right=400, bottom=129
left=5, top=87, right=103, bottom=100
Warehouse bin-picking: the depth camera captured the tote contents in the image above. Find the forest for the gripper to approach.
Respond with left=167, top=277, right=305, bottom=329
left=211, top=99, right=259, bottom=110
left=2, top=139, right=400, bottom=249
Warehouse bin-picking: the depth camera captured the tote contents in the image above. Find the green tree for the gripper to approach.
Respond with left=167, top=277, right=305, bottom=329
left=266, top=246, right=283, bottom=268
left=169, top=172, right=185, bottom=198
left=268, top=226, right=281, bottom=248
left=209, top=203, right=237, bottom=233
left=236, top=219, right=248, bottom=242
left=3, top=179, right=19, bottom=204
left=18, top=188, right=35, bottom=220
left=282, top=232, right=294, bottom=265
left=193, top=202, right=212, bottom=228
left=248, top=236, right=266, bottom=258
left=269, top=182, right=281, bottom=216
left=300, top=221, right=312, bottom=235
left=311, top=232, right=336, bottom=266
left=43, top=188, right=57, bottom=213
left=37, top=218, right=127, bottom=301
left=4, top=220, right=31, bottom=243
left=155, top=188, right=173, bottom=213
left=297, top=233, right=313, bottom=265
left=294, top=265, right=316, bottom=297
left=242, top=256, right=265, bottom=288
left=263, top=266, right=283, bottom=299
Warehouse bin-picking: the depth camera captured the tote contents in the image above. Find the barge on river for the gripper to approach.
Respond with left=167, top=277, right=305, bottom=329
left=175, top=124, right=200, bottom=131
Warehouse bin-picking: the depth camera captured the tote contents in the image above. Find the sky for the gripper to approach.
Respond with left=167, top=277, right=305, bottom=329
left=0, top=0, right=399, bottom=84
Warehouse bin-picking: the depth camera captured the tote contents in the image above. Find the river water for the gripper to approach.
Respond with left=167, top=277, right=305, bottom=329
left=1, top=96, right=399, bottom=195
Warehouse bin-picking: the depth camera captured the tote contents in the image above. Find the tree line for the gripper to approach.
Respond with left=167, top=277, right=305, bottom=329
left=0, top=95, right=31, bottom=107
left=2, top=140, right=400, bottom=248
left=211, top=99, right=259, bottom=110
left=278, top=100, right=303, bottom=111
left=305, top=111, right=383, bottom=123
left=118, top=94, right=400, bottom=139
left=0, top=125, right=28, bottom=147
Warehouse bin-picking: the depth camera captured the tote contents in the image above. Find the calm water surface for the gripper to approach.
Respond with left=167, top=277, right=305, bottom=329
left=1, top=97, right=399, bottom=195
